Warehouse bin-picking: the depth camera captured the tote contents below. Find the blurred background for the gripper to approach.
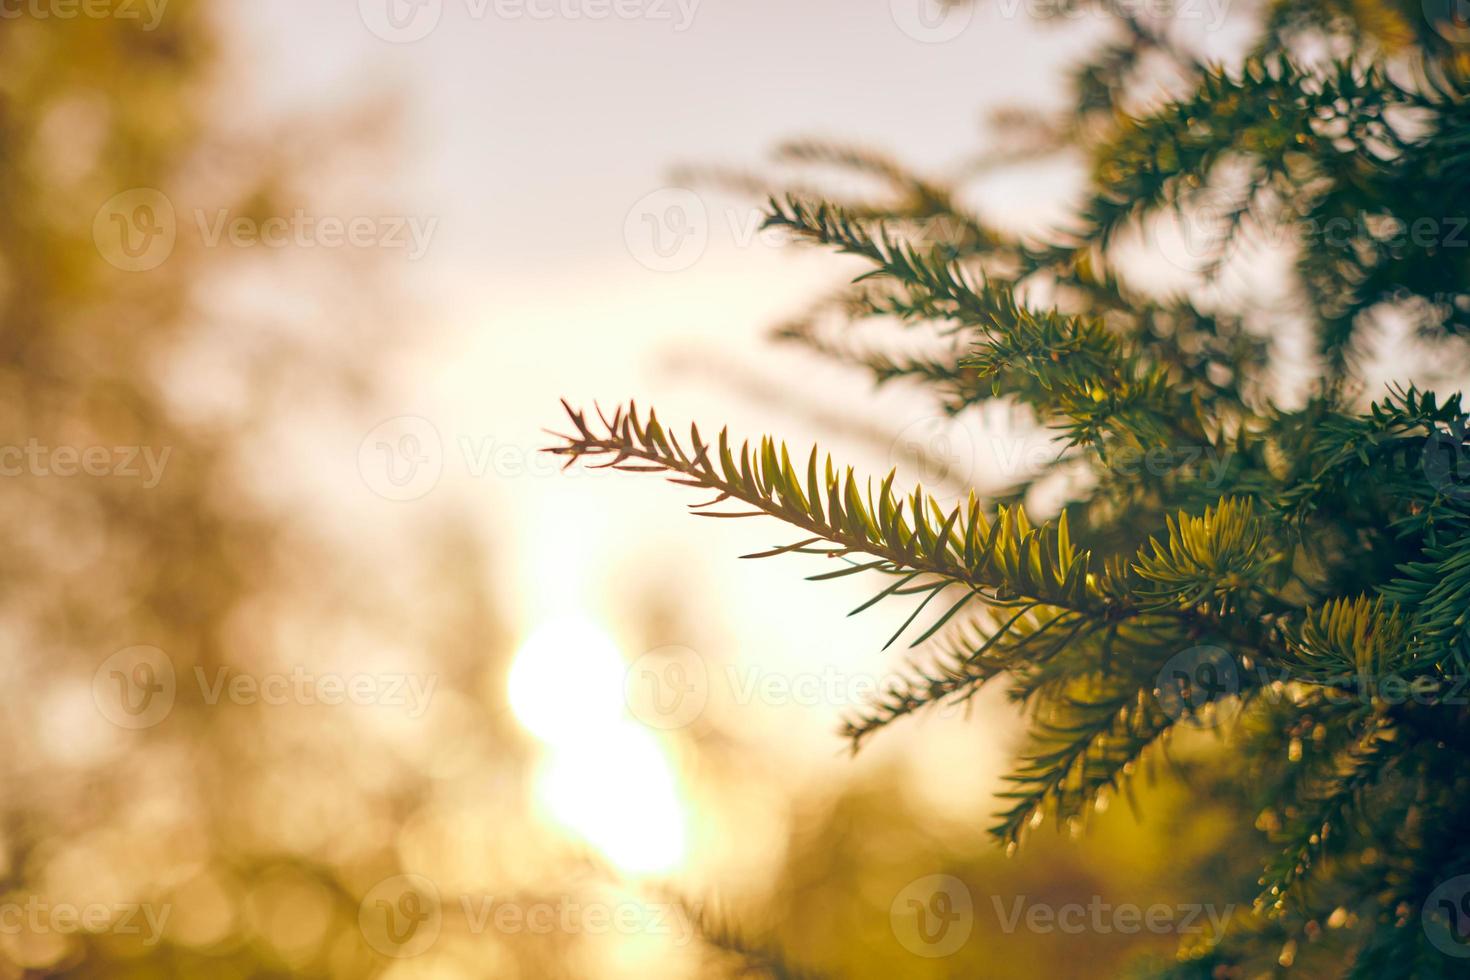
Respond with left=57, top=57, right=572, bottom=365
left=2, top=1, right=1284, bottom=976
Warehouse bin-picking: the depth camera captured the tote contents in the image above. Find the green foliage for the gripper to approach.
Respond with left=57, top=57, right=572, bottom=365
left=1134, top=498, right=1275, bottom=611
left=554, top=0, right=1470, bottom=974
left=1288, top=594, right=1410, bottom=678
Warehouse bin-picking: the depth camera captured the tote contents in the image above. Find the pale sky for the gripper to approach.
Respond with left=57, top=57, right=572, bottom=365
left=211, top=0, right=1238, bottom=890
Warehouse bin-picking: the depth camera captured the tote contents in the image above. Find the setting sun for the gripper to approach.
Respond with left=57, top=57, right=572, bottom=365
left=508, top=618, right=688, bottom=875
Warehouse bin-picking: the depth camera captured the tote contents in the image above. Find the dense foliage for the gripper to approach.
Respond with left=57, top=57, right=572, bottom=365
left=554, top=3, right=1470, bottom=974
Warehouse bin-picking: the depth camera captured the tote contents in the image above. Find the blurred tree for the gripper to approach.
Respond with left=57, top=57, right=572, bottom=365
left=0, top=7, right=537, bottom=978
left=555, top=0, right=1470, bottom=975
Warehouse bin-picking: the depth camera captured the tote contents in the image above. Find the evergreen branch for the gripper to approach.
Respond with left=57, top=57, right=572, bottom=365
left=674, top=893, right=830, bottom=980
left=546, top=400, right=1112, bottom=621
left=1278, top=385, right=1467, bottom=521
left=1133, top=498, right=1276, bottom=612
left=1254, top=718, right=1400, bottom=915
left=1284, top=595, right=1411, bottom=680
left=992, top=682, right=1175, bottom=844
left=763, top=195, right=1204, bottom=450
left=773, top=312, right=981, bottom=411
left=840, top=605, right=1085, bottom=747
left=1083, top=57, right=1404, bottom=249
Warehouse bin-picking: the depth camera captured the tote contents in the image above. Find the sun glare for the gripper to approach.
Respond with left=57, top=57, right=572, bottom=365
left=508, top=618, right=688, bottom=875
left=539, top=722, right=687, bottom=874
left=507, top=619, right=626, bottom=743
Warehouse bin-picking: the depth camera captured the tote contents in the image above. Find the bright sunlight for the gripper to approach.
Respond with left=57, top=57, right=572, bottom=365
left=508, top=618, right=688, bottom=875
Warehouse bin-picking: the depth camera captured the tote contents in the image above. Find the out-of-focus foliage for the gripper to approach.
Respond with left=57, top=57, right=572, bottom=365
left=556, top=0, right=1470, bottom=974
left=0, top=8, right=558, bottom=977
